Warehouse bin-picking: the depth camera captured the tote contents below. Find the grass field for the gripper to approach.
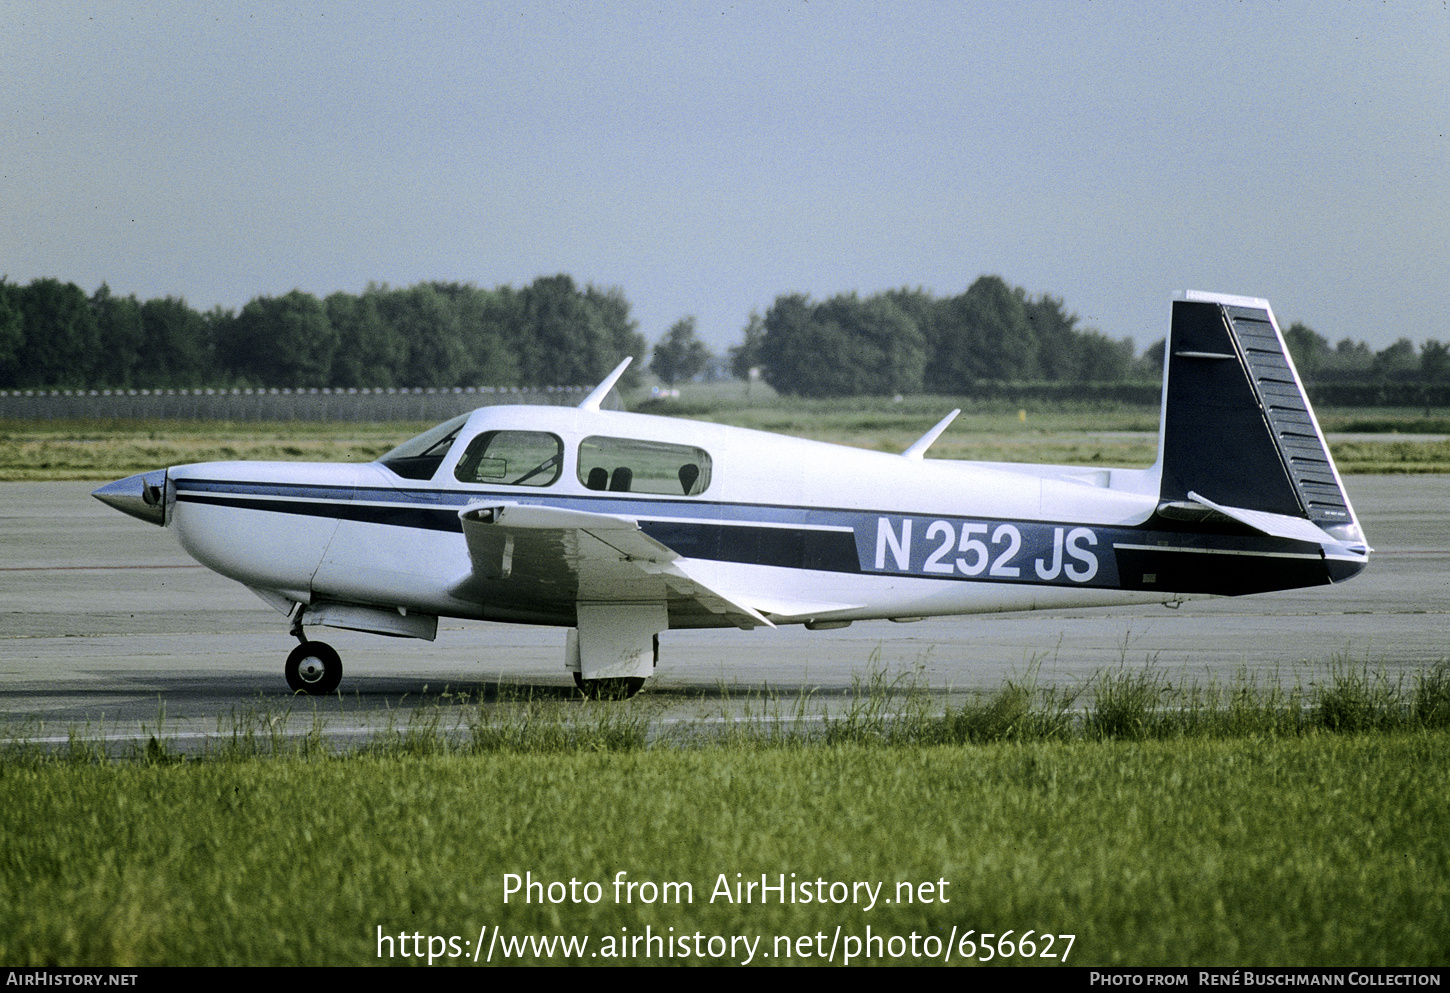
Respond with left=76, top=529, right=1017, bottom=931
left=3, top=665, right=1448, bottom=967
left=3, top=400, right=1449, bottom=480
left=4, top=735, right=1447, bottom=967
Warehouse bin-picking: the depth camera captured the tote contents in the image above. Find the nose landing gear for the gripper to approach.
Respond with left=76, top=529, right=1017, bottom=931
left=285, top=640, right=343, bottom=695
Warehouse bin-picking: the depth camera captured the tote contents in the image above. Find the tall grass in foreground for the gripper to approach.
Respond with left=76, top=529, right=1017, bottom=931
left=4, top=659, right=1447, bottom=766
left=785, top=655, right=1450, bottom=751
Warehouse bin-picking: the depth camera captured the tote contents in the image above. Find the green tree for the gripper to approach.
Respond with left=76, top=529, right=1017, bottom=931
left=373, top=283, right=469, bottom=387
left=219, top=290, right=336, bottom=387
left=515, top=274, right=590, bottom=385
left=1074, top=330, right=1135, bottom=382
left=514, top=275, right=643, bottom=388
left=651, top=316, right=711, bottom=386
left=584, top=283, right=646, bottom=390
left=1024, top=293, right=1080, bottom=381
left=0, top=279, right=24, bottom=386
left=882, top=287, right=937, bottom=332
left=757, top=293, right=819, bottom=395
left=1322, top=337, right=1373, bottom=379
left=90, top=284, right=145, bottom=387
left=1284, top=321, right=1330, bottom=380
left=442, top=282, right=520, bottom=386
left=1336, top=338, right=1370, bottom=360
left=1372, top=338, right=1418, bottom=380
left=326, top=288, right=405, bottom=387
left=729, top=311, right=765, bottom=380
left=203, top=306, right=237, bottom=383
left=926, top=275, right=1035, bottom=390
left=818, top=293, right=925, bottom=395
left=1421, top=340, right=1450, bottom=382
left=138, top=296, right=212, bottom=387
left=1138, top=338, right=1166, bottom=378
left=883, top=287, right=940, bottom=372
left=757, top=292, right=924, bottom=397
left=15, top=278, right=98, bottom=387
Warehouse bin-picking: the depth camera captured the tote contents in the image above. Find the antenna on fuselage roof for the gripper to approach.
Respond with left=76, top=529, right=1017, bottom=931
left=578, top=356, right=634, bottom=411
left=902, top=408, right=961, bottom=460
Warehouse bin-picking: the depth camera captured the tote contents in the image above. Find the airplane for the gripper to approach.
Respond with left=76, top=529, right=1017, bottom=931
left=93, top=290, right=1369, bottom=698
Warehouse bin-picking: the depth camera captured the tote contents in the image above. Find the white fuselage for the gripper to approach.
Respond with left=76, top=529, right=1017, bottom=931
left=164, top=404, right=1196, bottom=632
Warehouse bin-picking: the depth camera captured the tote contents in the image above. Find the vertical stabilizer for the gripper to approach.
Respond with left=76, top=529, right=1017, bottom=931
left=1158, top=292, right=1359, bottom=537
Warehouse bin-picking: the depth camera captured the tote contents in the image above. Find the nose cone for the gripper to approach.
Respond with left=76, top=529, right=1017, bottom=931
left=93, top=470, right=169, bottom=526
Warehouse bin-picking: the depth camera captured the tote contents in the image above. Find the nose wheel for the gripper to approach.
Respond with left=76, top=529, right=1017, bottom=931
left=285, top=641, right=343, bottom=695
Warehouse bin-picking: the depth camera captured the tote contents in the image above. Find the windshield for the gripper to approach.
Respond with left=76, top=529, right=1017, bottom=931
left=377, top=413, right=469, bottom=480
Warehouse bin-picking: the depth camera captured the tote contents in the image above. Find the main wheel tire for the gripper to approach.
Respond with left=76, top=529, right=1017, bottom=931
left=572, top=673, right=645, bottom=700
left=285, top=641, right=343, bottom=695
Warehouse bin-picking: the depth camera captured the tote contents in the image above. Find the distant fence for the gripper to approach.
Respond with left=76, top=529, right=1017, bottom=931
left=0, top=385, right=590, bottom=421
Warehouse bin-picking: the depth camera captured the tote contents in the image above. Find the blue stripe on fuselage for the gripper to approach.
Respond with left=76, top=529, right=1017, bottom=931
left=172, top=478, right=1334, bottom=592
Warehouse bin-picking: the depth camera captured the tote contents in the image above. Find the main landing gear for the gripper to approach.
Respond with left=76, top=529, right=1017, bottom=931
left=285, top=640, right=343, bottom=695
left=572, top=673, right=645, bottom=700
left=566, top=607, right=662, bottom=701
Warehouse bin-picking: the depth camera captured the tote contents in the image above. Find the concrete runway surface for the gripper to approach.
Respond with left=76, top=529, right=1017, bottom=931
left=2, top=477, right=1445, bottom=748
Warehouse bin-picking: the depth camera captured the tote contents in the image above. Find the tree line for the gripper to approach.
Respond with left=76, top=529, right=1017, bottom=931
left=718, top=276, right=1447, bottom=398
left=721, top=276, right=1141, bottom=398
left=1279, top=322, right=1450, bottom=385
left=0, top=275, right=644, bottom=391
left=5, top=271, right=1444, bottom=397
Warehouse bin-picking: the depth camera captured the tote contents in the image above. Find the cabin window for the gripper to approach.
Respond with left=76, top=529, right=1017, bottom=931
left=378, top=413, right=469, bottom=480
left=453, top=430, right=564, bottom=487
left=577, top=436, right=711, bottom=496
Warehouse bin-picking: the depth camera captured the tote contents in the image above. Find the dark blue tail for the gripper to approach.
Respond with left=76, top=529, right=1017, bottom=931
left=1156, top=291, right=1362, bottom=551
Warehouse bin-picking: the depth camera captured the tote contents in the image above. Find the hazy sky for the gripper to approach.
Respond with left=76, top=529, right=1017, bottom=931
left=4, top=1, right=1446, bottom=360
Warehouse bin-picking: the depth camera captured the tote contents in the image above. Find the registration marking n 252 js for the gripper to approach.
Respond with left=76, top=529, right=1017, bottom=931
left=871, top=518, right=1101, bottom=585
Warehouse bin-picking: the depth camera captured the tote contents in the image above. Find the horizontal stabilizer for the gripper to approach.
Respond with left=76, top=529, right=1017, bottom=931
left=1186, top=491, right=1338, bottom=546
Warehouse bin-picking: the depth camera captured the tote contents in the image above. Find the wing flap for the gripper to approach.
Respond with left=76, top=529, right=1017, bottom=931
left=457, top=503, right=774, bottom=629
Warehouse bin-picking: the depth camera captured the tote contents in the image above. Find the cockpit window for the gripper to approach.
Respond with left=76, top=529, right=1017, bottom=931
left=578, top=436, right=711, bottom=495
left=378, top=414, right=469, bottom=480
left=454, top=431, right=563, bottom=487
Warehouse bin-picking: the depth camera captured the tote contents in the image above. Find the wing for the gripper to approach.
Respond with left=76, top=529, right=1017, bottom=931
left=454, top=502, right=775, bottom=630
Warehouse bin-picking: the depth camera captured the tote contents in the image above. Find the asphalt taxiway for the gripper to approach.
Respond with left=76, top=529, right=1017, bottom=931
left=1, top=477, right=1445, bottom=747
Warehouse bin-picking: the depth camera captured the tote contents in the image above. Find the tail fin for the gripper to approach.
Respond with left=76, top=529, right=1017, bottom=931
left=1157, top=291, right=1365, bottom=552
